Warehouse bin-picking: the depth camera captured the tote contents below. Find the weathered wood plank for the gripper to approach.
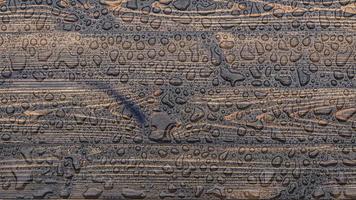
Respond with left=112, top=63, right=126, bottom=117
left=0, top=0, right=355, bottom=199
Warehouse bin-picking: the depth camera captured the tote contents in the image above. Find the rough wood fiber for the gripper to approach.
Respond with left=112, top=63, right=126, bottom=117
left=0, top=0, right=355, bottom=199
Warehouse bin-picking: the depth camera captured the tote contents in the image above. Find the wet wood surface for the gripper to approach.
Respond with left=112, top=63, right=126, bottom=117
left=0, top=0, right=355, bottom=199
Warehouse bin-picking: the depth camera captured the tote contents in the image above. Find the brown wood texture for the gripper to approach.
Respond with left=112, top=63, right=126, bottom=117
left=0, top=0, right=355, bottom=199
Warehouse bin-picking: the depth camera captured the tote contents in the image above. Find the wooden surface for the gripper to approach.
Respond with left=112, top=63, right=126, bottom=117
left=0, top=0, right=355, bottom=199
